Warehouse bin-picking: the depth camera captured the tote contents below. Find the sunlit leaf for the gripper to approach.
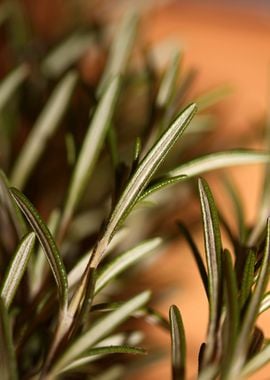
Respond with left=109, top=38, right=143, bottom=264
left=0, top=298, right=17, bottom=380
left=91, top=104, right=196, bottom=268
left=169, top=305, right=186, bottom=380
left=167, top=150, right=270, bottom=178
left=0, top=232, right=35, bottom=308
left=10, top=187, right=68, bottom=310
left=51, top=290, right=151, bottom=375
left=10, top=71, right=77, bottom=189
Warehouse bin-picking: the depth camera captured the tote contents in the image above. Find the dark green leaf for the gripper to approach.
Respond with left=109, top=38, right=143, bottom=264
left=169, top=305, right=186, bottom=380
left=10, top=187, right=68, bottom=311
left=0, top=64, right=28, bottom=111
left=239, top=249, right=256, bottom=310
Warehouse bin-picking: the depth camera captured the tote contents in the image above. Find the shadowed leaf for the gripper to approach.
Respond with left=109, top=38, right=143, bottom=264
left=169, top=305, right=186, bottom=380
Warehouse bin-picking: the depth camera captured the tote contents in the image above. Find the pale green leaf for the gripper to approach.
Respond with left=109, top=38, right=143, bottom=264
left=10, top=187, right=68, bottom=310
left=0, top=232, right=35, bottom=308
left=60, top=76, right=121, bottom=236
left=51, top=290, right=151, bottom=374
left=95, top=237, right=163, bottom=294
left=168, top=150, right=270, bottom=178
left=139, top=175, right=186, bottom=202
left=10, top=71, right=77, bottom=189
left=198, top=178, right=222, bottom=366
left=97, top=12, right=138, bottom=96
left=0, top=64, right=28, bottom=111
left=157, top=51, right=181, bottom=108
left=169, top=305, right=186, bottom=380
left=259, top=291, right=270, bottom=314
left=241, top=343, right=270, bottom=377
left=42, top=32, right=94, bottom=77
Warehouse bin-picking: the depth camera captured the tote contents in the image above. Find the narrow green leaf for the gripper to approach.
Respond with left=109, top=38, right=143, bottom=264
left=139, top=175, right=186, bottom=202
left=0, top=64, right=28, bottom=111
left=169, top=305, right=186, bottom=380
left=0, top=170, right=26, bottom=238
left=157, top=51, right=181, bottom=108
left=94, top=365, right=125, bottom=380
left=51, top=290, right=151, bottom=374
left=95, top=238, right=163, bottom=294
left=239, top=249, right=256, bottom=309
left=222, top=175, right=246, bottom=243
left=177, top=222, right=208, bottom=297
left=42, top=32, right=94, bottom=77
left=0, top=298, right=17, bottom=380
left=92, top=104, right=196, bottom=267
left=60, top=76, right=121, bottom=236
left=167, top=150, right=270, bottom=178
left=59, top=345, right=146, bottom=374
left=194, top=85, right=232, bottom=111
left=0, top=232, right=35, bottom=309
left=228, top=218, right=270, bottom=377
left=242, top=343, right=270, bottom=377
left=10, top=187, right=68, bottom=310
left=259, top=291, right=270, bottom=314
left=222, top=249, right=239, bottom=374
left=10, top=71, right=77, bottom=189
left=198, top=178, right=222, bottom=366
left=97, top=12, right=138, bottom=96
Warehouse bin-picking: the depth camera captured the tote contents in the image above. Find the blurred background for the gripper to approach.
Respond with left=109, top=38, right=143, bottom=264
left=1, top=0, right=270, bottom=379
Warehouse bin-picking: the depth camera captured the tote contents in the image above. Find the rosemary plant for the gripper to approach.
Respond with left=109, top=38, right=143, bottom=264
left=0, top=2, right=269, bottom=379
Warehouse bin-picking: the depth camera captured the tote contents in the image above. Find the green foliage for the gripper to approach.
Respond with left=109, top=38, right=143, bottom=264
left=0, top=4, right=269, bottom=380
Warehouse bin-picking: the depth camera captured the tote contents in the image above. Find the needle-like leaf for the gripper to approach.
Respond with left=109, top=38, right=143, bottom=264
left=10, top=187, right=68, bottom=310
left=10, top=71, right=77, bottom=189
left=198, top=178, right=222, bottom=367
left=0, top=232, right=35, bottom=309
left=167, top=150, right=270, bottom=178
left=51, top=290, right=151, bottom=375
left=92, top=103, right=196, bottom=267
left=169, top=305, right=186, bottom=380
left=0, top=298, right=17, bottom=380
left=59, top=345, right=146, bottom=374
left=259, top=291, right=270, bottom=314
left=239, top=249, right=256, bottom=310
left=228, top=218, right=270, bottom=378
left=241, top=343, right=270, bottom=377
left=60, top=76, right=121, bottom=236
left=95, top=237, right=163, bottom=294
left=0, top=64, right=28, bottom=111
left=97, top=12, right=138, bottom=96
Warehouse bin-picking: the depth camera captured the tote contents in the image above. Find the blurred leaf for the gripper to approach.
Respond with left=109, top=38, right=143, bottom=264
left=169, top=305, right=186, bottom=380
left=156, top=51, right=181, bottom=108
left=51, top=290, right=151, bottom=375
left=95, top=237, right=163, bottom=294
left=194, top=85, right=232, bottom=111
left=0, top=232, right=35, bottom=309
left=0, top=170, right=26, bottom=238
left=0, top=298, right=17, bottom=380
left=42, top=32, right=94, bottom=77
left=168, top=150, right=270, bottom=178
left=228, top=218, right=270, bottom=377
left=94, top=365, right=125, bottom=380
left=10, top=71, right=77, bottom=189
left=91, top=104, right=196, bottom=267
left=10, top=187, right=68, bottom=311
left=198, top=178, right=222, bottom=366
left=239, top=249, right=256, bottom=310
left=177, top=222, right=208, bottom=297
left=242, top=343, right=270, bottom=377
left=259, top=291, right=270, bottom=314
left=59, top=345, right=146, bottom=374
left=0, top=64, right=28, bottom=112
left=60, top=76, right=121, bottom=237
left=97, top=12, right=138, bottom=96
